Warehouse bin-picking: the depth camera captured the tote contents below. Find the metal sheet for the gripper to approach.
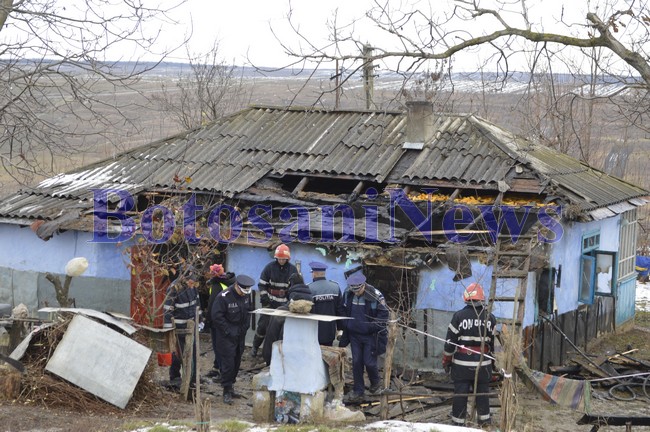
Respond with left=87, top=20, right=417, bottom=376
left=588, top=207, right=616, bottom=221
left=251, top=308, right=350, bottom=322
left=9, top=323, right=55, bottom=361
left=45, top=315, right=151, bottom=409
left=39, top=307, right=137, bottom=335
left=0, top=105, right=647, bottom=225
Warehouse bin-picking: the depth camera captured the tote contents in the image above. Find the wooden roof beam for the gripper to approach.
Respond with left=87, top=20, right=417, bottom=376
left=292, top=177, right=309, bottom=195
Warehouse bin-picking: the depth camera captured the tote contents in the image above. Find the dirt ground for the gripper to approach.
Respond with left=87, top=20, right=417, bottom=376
left=2, top=325, right=650, bottom=432
left=514, top=324, right=650, bottom=432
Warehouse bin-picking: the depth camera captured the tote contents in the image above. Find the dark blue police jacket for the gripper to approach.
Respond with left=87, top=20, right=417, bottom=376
left=339, top=284, right=389, bottom=355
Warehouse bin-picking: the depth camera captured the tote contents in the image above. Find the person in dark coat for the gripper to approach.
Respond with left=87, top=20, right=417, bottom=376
left=251, top=244, right=298, bottom=357
left=307, top=261, right=341, bottom=346
left=163, top=270, right=200, bottom=387
left=338, top=272, right=388, bottom=401
left=211, top=274, right=254, bottom=405
left=203, top=264, right=236, bottom=380
left=442, top=282, right=496, bottom=427
left=262, top=283, right=313, bottom=366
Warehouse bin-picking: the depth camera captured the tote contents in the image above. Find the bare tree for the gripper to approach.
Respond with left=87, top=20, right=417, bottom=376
left=279, top=1, right=650, bottom=84
left=274, top=1, right=650, bottom=153
left=154, top=41, right=250, bottom=130
left=0, top=0, right=187, bottom=187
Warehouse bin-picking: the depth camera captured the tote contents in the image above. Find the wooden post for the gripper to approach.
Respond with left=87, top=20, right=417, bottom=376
left=180, top=320, right=195, bottom=401
left=193, top=306, right=211, bottom=431
left=380, top=311, right=398, bottom=420
left=195, top=309, right=201, bottom=402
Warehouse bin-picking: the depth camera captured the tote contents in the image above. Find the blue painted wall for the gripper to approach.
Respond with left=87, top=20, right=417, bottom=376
left=225, top=243, right=361, bottom=292
left=0, top=224, right=131, bottom=280
left=0, top=223, right=132, bottom=313
left=1, top=211, right=629, bottom=329
left=549, top=216, right=620, bottom=315
left=413, top=258, right=535, bottom=326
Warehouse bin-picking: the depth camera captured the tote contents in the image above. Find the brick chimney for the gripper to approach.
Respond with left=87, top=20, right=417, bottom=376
left=404, top=100, right=434, bottom=150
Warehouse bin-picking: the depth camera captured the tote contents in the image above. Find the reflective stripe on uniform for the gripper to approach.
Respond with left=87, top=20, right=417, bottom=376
left=448, top=324, right=459, bottom=334
left=452, top=358, right=492, bottom=367
left=174, top=299, right=197, bottom=308
left=459, top=335, right=491, bottom=343
left=478, top=413, right=491, bottom=421
left=268, top=294, right=288, bottom=303
left=451, top=415, right=465, bottom=425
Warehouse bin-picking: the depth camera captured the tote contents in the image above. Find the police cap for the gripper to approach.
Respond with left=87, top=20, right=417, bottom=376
left=346, top=272, right=366, bottom=286
left=309, top=261, right=328, bottom=271
left=236, top=274, right=255, bottom=288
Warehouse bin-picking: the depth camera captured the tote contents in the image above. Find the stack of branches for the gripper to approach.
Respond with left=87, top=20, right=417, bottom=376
left=16, top=315, right=167, bottom=413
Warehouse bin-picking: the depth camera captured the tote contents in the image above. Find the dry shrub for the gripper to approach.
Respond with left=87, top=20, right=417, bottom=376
left=15, top=315, right=171, bottom=414
left=498, top=326, right=522, bottom=431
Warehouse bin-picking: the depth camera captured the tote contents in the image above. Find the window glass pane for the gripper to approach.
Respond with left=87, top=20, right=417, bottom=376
left=595, top=253, right=613, bottom=294
left=580, top=255, right=595, bottom=303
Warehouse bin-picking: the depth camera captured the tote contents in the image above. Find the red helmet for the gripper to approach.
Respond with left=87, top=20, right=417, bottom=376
left=274, top=244, right=291, bottom=260
left=463, top=283, right=485, bottom=302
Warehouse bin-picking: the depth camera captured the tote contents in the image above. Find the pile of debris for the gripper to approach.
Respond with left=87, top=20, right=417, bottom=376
left=344, top=368, right=501, bottom=424
left=1, top=309, right=172, bottom=414
left=540, top=345, right=650, bottom=430
left=549, top=348, right=650, bottom=401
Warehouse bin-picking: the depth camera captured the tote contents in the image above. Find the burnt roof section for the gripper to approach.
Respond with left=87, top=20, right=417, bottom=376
left=0, top=104, right=646, bottom=224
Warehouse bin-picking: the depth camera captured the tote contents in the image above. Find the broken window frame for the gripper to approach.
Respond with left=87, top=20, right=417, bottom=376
left=579, top=250, right=618, bottom=304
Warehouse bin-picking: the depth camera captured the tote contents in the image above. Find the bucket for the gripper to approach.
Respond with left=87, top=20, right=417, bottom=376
left=157, top=352, right=172, bottom=367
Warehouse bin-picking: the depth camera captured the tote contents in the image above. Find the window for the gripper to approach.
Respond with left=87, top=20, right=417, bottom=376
left=579, top=255, right=596, bottom=304
left=579, top=229, right=619, bottom=303
left=582, top=232, right=600, bottom=253
left=579, top=249, right=617, bottom=303
left=595, top=253, right=615, bottom=295
left=618, top=209, right=638, bottom=282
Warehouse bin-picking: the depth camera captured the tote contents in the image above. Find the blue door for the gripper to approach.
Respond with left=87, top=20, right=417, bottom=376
left=616, top=276, right=636, bottom=326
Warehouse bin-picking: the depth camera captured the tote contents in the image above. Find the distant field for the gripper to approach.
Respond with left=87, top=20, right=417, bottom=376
left=1, top=71, right=648, bottom=201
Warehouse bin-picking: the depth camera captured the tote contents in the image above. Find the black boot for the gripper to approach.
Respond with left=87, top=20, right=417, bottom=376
left=223, top=388, right=233, bottom=405
left=251, top=334, right=264, bottom=357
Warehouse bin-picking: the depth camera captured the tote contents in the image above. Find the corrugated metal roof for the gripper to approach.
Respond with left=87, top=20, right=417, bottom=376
left=513, top=139, right=647, bottom=210
left=0, top=105, right=646, bottom=223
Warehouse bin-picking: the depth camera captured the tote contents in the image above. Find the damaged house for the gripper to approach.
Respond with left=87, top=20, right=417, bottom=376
left=0, top=102, right=647, bottom=370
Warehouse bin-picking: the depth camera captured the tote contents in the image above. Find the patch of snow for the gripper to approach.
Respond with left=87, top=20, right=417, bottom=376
left=132, top=423, right=188, bottom=432
left=636, top=281, right=650, bottom=312
left=364, top=420, right=483, bottom=432
left=128, top=420, right=484, bottom=432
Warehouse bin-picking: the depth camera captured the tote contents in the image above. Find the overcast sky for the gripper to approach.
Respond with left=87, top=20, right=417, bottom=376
left=164, top=0, right=372, bottom=68
left=129, top=0, right=637, bottom=76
